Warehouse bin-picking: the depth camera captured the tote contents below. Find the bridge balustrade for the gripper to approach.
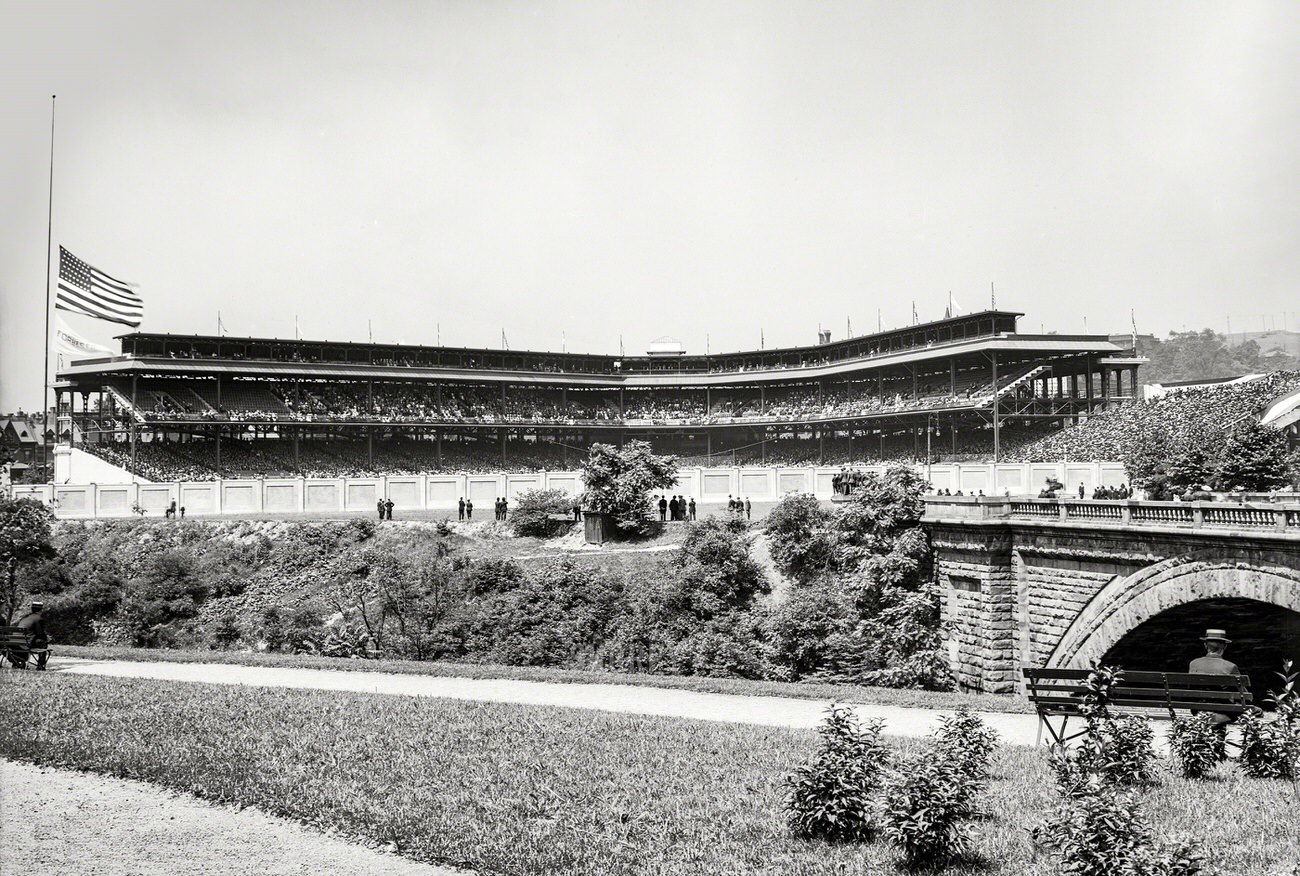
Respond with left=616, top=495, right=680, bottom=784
left=1128, top=504, right=1195, bottom=525
left=926, top=496, right=1300, bottom=534
left=1202, top=506, right=1276, bottom=528
left=1009, top=501, right=1056, bottom=518
left=1063, top=501, right=1122, bottom=521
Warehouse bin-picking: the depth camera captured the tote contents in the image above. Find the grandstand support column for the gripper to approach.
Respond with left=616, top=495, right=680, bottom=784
left=759, top=386, right=764, bottom=415
left=818, top=428, right=824, bottom=464
left=500, top=428, right=506, bottom=467
left=130, top=374, right=138, bottom=470
left=216, top=424, right=222, bottom=470
left=950, top=361, right=956, bottom=395
left=293, top=429, right=299, bottom=471
left=368, top=428, right=374, bottom=467
left=991, top=351, right=1000, bottom=463
left=436, top=428, right=442, bottom=467
left=1085, top=364, right=1095, bottom=411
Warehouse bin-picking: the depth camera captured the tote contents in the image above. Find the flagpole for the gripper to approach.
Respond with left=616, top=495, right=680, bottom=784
left=42, top=95, right=56, bottom=481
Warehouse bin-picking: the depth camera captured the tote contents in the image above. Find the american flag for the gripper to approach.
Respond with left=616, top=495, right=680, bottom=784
left=56, top=246, right=143, bottom=327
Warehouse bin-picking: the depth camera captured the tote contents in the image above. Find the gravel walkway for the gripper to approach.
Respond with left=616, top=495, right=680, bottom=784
left=57, top=658, right=1045, bottom=745
left=0, top=759, right=467, bottom=876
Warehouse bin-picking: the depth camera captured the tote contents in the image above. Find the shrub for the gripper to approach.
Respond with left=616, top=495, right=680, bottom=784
left=879, top=752, right=974, bottom=867
left=510, top=489, right=574, bottom=538
left=1238, top=711, right=1296, bottom=780
left=209, top=611, right=243, bottom=649
left=932, top=707, right=998, bottom=806
left=786, top=705, right=888, bottom=841
left=764, top=493, right=836, bottom=583
left=763, top=581, right=854, bottom=679
left=468, top=557, right=526, bottom=595
left=1056, top=665, right=1159, bottom=789
left=1167, top=715, right=1227, bottom=779
left=1035, top=775, right=1207, bottom=876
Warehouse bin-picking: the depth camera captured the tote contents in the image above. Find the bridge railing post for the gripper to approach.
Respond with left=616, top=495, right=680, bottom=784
left=1191, top=502, right=1204, bottom=528
left=1121, top=502, right=1132, bottom=525
left=1057, top=500, right=1068, bottom=522
left=1274, top=508, right=1289, bottom=531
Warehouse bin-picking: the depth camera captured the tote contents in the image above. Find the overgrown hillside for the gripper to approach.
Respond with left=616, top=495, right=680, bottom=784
left=16, top=468, right=949, bottom=689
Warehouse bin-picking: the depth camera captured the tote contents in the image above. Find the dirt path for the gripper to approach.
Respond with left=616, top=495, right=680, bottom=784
left=56, top=657, right=1045, bottom=745
left=0, top=759, right=468, bottom=876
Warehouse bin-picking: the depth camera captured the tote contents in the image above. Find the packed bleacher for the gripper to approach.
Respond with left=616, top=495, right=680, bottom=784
left=1005, top=371, right=1300, bottom=465
left=106, top=374, right=1019, bottom=427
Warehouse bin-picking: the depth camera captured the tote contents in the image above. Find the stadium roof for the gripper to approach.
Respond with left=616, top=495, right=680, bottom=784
left=112, top=309, right=1029, bottom=363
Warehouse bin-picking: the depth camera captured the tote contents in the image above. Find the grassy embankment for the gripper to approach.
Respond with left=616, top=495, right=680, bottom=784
left=56, top=644, right=1034, bottom=714
left=4, top=673, right=1296, bottom=875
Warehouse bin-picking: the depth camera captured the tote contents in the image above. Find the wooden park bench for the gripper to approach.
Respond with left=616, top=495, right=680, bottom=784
left=1022, top=668, right=1252, bottom=746
left=0, top=626, right=50, bottom=670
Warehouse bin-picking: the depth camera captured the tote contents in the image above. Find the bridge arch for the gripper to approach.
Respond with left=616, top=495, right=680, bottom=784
left=1047, top=553, right=1300, bottom=671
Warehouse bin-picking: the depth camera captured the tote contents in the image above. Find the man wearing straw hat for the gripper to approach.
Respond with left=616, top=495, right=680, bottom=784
left=1189, top=628, right=1239, bottom=727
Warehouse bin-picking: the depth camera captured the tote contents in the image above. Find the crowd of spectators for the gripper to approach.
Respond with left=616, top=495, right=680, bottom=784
left=1004, top=370, right=1300, bottom=467
left=112, top=375, right=1020, bottom=428
left=82, top=437, right=576, bottom=482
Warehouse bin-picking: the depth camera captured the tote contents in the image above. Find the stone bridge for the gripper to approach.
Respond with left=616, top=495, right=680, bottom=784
left=924, top=497, right=1300, bottom=695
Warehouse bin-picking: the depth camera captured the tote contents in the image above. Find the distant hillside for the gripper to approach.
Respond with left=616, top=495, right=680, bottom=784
left=1226, top=330, right=1300, bottom=357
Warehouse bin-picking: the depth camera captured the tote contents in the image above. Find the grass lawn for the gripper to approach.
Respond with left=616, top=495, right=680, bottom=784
left=3, top=673, right=1296, bottom=875
left=56, top=643, right=1035, bottom=714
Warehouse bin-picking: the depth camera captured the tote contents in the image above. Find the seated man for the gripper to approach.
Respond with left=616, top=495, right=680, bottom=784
left=1188, top=628, right=1239, bottom=727
left=11, top=600, right=49, bottom=670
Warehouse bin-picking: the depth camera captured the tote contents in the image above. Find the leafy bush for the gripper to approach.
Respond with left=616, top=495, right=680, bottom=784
left=764, top=493, right=836, bottom=583
left=932, top=707, right=999, bottom=806
left=1238, top=711, right=1296, bottom=780
left=209, top=611, right=243, bottom=648
left=817, top=582, right=953, bottom=690
left=880, top=752, right=974, bottom=867
left=1167, top=715, right=1227, bottom=779
left=510, top=489, right=574, bottom=538
left=457, top=559, right=624, bottom=667
left=1035, top=775, right=1207, bottom=876
left=669, top=518, right=769, bottom=617
left=1054, top=665, right=1158, bottom=790
left=468, top=557, right=526, bottom=595
left=785, top=705, right=888, bottom=841
left=762, top=581, right=854, bottom=680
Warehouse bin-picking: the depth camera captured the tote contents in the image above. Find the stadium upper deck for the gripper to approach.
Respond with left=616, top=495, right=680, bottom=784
left=53, top=311, right=1139, bottom=473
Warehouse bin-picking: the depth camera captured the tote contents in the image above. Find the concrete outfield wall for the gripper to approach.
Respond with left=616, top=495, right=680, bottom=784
left=13, top=461, right=1125, bottom=519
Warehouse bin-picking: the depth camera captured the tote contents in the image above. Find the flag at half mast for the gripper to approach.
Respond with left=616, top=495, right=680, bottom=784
left=56, top=246, right=143, bottom=327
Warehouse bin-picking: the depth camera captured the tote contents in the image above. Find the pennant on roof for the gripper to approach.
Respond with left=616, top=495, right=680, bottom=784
left=56, top=246, right=143, bottom=327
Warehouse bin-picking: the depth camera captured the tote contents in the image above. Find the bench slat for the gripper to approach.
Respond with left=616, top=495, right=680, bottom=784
left=1023, top=668, right=1249, bottom=688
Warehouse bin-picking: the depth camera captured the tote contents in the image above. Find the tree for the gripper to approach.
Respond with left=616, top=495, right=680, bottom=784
left=0, top=498, right=57, bottom=623
left=510, top=488, right=574, bottom=538
left=579, top=440, right=678, bottom=538
left=764, top=493, right=837, bottom=583
left=1214, top=423, right=1296, bottom=492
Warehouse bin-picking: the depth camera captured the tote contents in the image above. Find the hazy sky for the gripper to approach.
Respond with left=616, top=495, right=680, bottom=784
left=3, top=1, right=1298, bottom=412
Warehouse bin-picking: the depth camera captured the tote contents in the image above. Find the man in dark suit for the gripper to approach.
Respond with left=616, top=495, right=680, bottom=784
left=384, top=498, right=394, bottom=520
left=465, top=498, right=473, bottom=520
left=377, top=498, right=386, bottom=521
left=658, top=495, right=667, bottom=521
left=12, top=600, right=49, bottom=670
left=1189, top=628, right=1240, bottom=727
left=458, top=497, right=466, bottom=521
left=688, top=497, right=696, bottom=520
left=668, top=495, right=679, bottom=522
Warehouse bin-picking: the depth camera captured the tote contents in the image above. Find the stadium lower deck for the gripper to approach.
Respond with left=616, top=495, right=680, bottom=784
left=53, top=311, right=1142, bottom=481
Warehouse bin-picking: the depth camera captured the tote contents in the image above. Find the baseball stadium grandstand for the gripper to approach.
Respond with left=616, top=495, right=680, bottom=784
left=52, top=311, right=1142, bottom=481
